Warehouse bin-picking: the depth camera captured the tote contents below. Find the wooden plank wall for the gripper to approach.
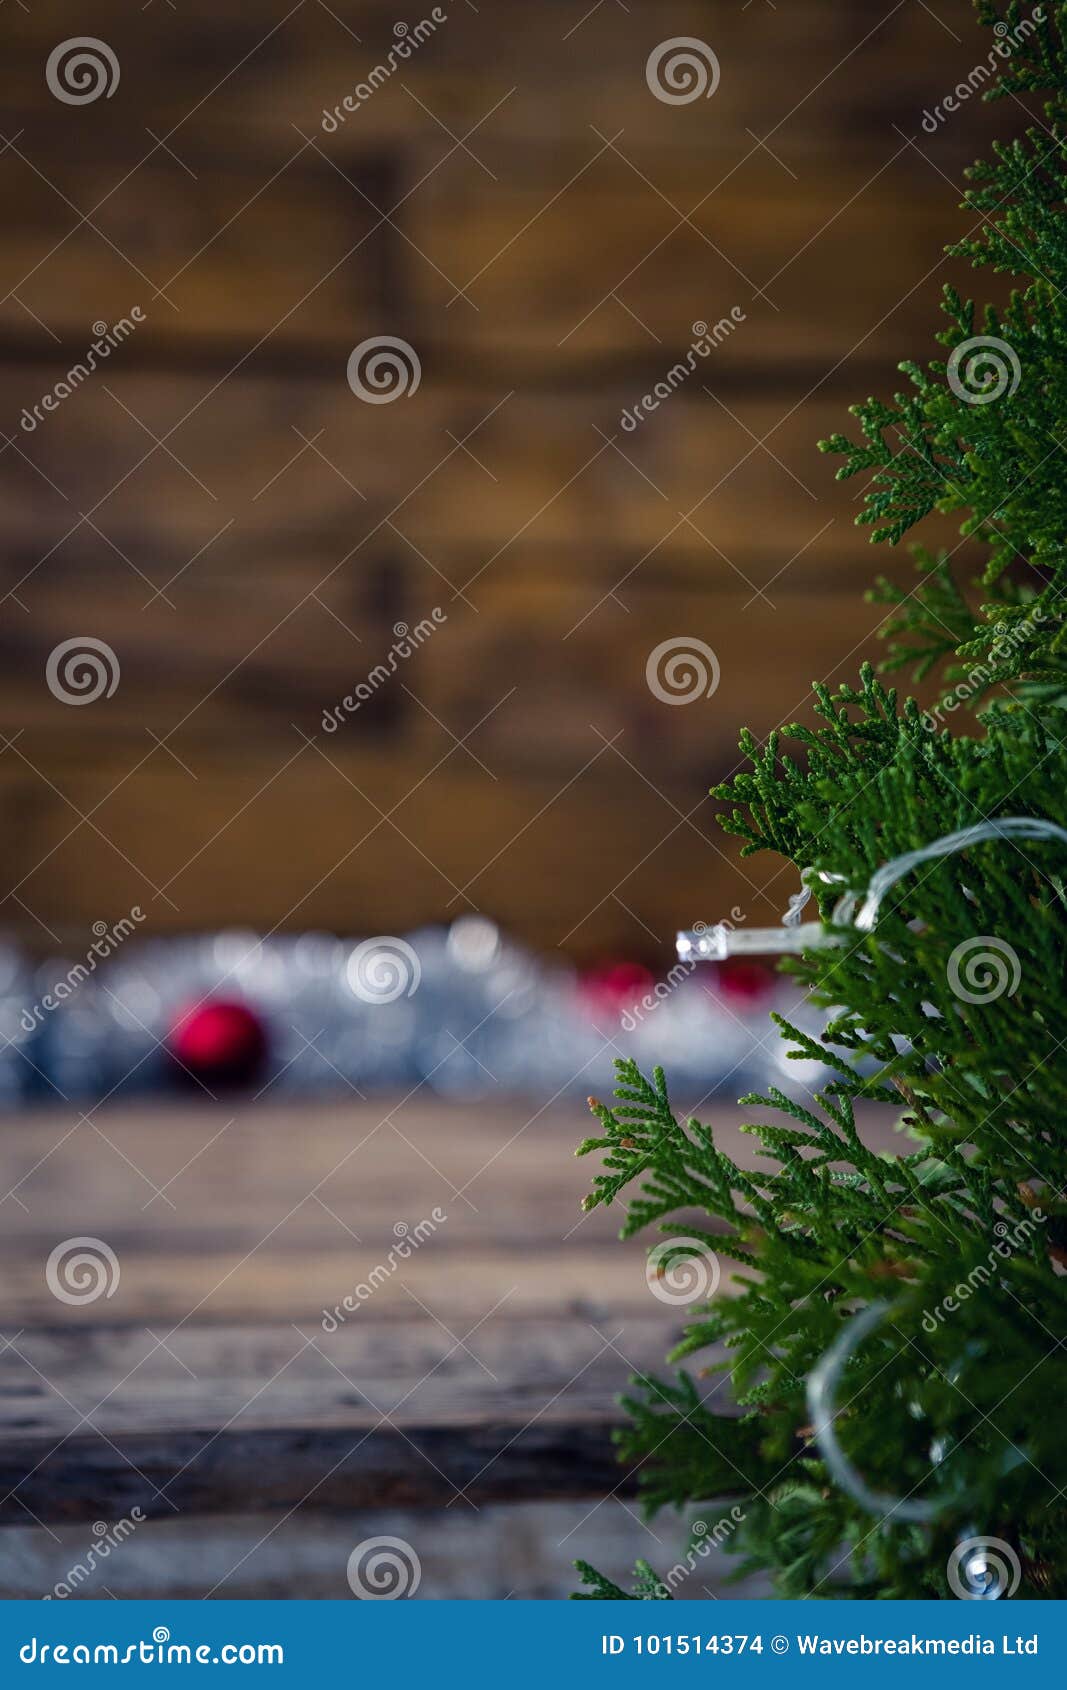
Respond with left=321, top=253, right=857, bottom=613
left=0, top=0, right=1004, bottom=959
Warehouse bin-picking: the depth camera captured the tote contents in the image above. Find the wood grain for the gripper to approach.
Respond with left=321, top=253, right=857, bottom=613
left=0, top=0, right=1000, bottom=952
left=0, top=1318, right=669, bottom=1522
left=0, top=1097, right=764, bottom=1522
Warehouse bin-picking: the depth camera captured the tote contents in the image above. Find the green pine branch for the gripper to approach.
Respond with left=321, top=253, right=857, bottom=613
left=576, top=1, right=1067, bottom=1602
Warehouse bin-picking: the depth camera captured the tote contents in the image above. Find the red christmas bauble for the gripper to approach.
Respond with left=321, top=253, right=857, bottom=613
left=715, top=958, right=776, bottom=1008
left=578, top=960, right=656, bottom=1023
left=168, top=999, right=268, bottom=1088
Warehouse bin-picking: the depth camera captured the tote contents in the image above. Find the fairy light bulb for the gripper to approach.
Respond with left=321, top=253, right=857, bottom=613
left=678, top=815, right=1067, bottom=963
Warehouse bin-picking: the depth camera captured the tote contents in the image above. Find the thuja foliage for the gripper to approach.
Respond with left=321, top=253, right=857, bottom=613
left=575, top=1, right=1067, bottom=1601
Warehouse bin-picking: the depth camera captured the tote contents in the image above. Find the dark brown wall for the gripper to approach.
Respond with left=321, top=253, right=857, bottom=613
left=0, top=0, right=1002, bottom=959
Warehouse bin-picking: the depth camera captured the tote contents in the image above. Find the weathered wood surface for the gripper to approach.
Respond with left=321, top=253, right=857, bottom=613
left=0, top=1396, right=645, bottom=1526
left=1, top=1499, right=751, bottom=1600
left=0, top=1097, right=764, bottom=1525
left=0, top=0, right=999, bottom=953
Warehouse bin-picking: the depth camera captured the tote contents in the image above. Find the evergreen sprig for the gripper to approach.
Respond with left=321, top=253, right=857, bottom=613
left=575, top=1, right=1067, bottom=1601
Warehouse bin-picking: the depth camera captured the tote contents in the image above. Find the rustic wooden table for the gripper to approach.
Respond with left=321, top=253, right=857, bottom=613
left=0, top=1095, right=729, bottom=1535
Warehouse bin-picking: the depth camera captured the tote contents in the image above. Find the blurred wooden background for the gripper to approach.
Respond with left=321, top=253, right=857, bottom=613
left=0, top=0, right=1000, bottom=960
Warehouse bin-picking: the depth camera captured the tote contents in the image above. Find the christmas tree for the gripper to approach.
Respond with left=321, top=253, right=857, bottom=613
left=575, top=0, right=1067, bottom=1601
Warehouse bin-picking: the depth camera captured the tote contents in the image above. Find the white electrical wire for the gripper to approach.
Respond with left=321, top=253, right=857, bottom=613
left=805, top=1301, right=943, bottom=1524
left=677, top=814, right=1067, bottom=962
left=689, top=813, right=1067, bottom=1527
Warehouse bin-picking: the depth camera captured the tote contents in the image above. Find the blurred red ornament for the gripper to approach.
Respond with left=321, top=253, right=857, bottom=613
left=715, top=958, right=776, bottom=1008
left=168, top=999, right=268, bottom=1088
left=579, top=960, right=656, bottom=1022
